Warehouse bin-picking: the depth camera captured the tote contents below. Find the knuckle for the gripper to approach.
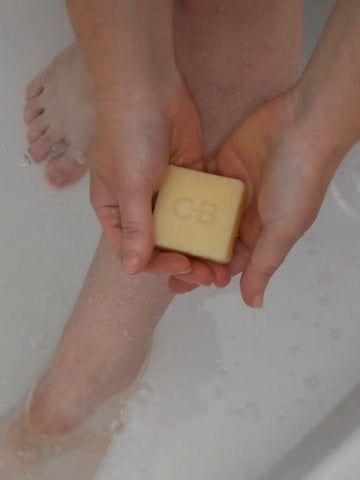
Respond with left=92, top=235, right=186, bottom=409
left=121, top=220, right=143, bottom=238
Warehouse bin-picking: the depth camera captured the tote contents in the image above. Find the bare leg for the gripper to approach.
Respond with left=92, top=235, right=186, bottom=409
left=29, top=237, right=172, bottom=436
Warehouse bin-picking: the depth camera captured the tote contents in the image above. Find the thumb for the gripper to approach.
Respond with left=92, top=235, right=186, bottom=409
left=240, top=221, right=298, bottom=308
left=118, top=186, right=154, bottom=274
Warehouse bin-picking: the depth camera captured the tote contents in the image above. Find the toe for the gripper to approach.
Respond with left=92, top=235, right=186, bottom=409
left=26, top=78, right=44, bottom=100
left=23, top=99, right=44, bottom=125
left=29, top=129, right=62, bottom=162
left=46, top=148, right=88, bottom=187
left=26, top=116, right=49, bottom=144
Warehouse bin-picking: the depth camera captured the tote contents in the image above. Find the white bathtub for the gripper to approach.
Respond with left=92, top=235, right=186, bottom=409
left=2, top=1, right=360, bottom=479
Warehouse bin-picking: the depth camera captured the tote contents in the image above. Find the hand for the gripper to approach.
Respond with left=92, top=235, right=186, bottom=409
left=90, top=72, right=204, bottom=274
left=170, top=91, right=345, bottom=304
left=216, top=92, right=342, bottom=307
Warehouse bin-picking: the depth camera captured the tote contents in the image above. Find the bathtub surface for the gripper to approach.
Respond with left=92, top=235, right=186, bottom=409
left=2, top=1, right=360, bottom=479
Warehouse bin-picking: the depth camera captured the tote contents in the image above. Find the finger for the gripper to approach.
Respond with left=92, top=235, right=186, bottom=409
left=206, top=261, right=231, bottom=288
left=90, top=173, right=122, bottom=253
left=168, top=277, right=199, bottom=294
left=118, top=186, right=154, bottom=274
left=227, top=240, right=251, bottom=277
left=240, top=222, right=298, bottom=308
left=144, top=252, right=192, bottom=276
left=172, top=260, right=214, bottom=287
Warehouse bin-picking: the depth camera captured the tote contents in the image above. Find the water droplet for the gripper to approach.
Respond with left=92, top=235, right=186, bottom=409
left=289, top=344, right=300, bottom=354
left=303, top=374, right=320, bottom=389
left=246, top=401, right=261, bottom=420
left=123, top=328, right=134, bottom=343
left=110, top=417, right=123, bottom=434
left=29, top=334, right=48, bottom=351
left=50, top=443, right=65, bottom=456
left=73, top=149, right=87, bottom=166
left=295, top=397, right=305, bottom=406
left=137, top=381, right=155, bottom=404
left=16, top=449, right=33, bottom=460
left=277, top=414, right=285, bottom=422
left=331, top=327, right=343, bottom=340
left=21, top=152, right=32, bottom=167
left=218, top=5, right=225, bottom=11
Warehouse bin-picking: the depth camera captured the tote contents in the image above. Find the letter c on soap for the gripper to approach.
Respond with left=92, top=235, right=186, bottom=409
left=172, top=196, right=195, bottom=220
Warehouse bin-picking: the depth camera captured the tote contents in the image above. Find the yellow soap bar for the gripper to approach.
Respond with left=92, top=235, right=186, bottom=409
left=153, top=165, right=246, bottom=264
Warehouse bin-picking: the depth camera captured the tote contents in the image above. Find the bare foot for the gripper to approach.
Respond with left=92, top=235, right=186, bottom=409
left=0, top=395, right=114, bottom=480
left=24, top=44, right=95, bottom=187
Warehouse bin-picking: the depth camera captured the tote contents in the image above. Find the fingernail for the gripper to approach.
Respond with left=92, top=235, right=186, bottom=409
left=176, top=268, right=192, bottom=275
left=122, top=254, right=140, bottom=274
left=47, top=169, right=65, bottom=186
left=251, top=292, right=264, bottom=309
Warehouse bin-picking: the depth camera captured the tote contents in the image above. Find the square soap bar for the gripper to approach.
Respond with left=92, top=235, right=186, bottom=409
left=153, top=165, right=246, bottom=263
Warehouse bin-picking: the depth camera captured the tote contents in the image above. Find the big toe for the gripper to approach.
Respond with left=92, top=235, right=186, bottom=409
left=45, top=148, right=88, bottom=188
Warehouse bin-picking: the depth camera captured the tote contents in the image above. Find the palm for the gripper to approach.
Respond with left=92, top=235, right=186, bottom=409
left=216, top=93, right=335, bottom=306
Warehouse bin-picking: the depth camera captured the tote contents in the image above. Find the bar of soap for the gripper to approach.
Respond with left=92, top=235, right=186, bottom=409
left=153, top=165, right=246, bottom=263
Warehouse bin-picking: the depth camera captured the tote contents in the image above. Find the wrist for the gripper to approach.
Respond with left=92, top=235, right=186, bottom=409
left=290, top=76, right=360, bottom=168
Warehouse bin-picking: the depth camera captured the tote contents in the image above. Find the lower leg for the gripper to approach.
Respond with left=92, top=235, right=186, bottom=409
left=29, top=235, right=173, bottom=436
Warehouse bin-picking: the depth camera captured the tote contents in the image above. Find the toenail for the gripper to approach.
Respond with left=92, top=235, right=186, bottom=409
left=48, top=169, right=66, bottom=186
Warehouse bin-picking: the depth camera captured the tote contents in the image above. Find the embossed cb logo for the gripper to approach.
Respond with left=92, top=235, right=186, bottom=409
left=172, top=196, right=218, bottom=225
